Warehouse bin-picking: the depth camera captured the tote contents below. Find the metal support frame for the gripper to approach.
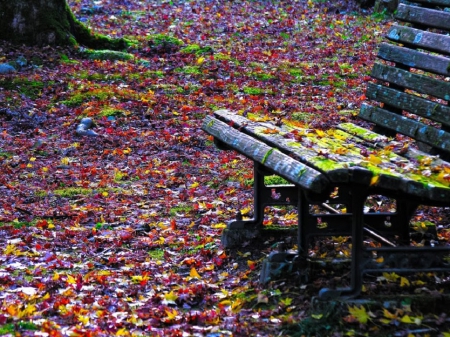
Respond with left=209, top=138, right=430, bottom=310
left=223, top=159, right=450, bottom=298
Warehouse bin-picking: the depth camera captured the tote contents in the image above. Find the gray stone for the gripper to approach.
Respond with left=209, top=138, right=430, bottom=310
left=0, top=63, right=16, bottom=74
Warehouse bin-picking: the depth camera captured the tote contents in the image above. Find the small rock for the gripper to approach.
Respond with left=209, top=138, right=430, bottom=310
left=0, top=63, right=16, bottom=74
left=76, top=117, right=99, bottom=137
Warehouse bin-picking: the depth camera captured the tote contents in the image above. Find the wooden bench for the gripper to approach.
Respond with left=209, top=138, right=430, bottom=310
left=202, top=0, right=450, bottom=298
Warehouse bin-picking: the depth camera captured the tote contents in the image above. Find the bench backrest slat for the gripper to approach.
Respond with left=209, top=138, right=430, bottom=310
left=360, top=104, right=450, bottom=151
left=361, top=1, right=450, bottom=155
left=386, top=24, right=450, bottom=55
left=408, top=0, right=450, bottom=6
left=378, top=43, right=450, bottom=76
left=396, top=4, right=450, bottom=31
left=366, top=83, right=450, bottom=127
left=370, top=63, right=450, bottom=100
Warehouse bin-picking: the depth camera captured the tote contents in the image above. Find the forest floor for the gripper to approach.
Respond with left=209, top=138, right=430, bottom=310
left=0, top=0, right=449, bottom=336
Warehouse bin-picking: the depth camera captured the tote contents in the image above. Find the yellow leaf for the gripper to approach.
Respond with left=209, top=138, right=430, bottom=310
left=190, top=267, right=201, bottom=279
left=400, top=315, right=413, bottom=324
left=370, top=175, right=379, bottom=186
left=164, top=291, right=178, bottom=302
left=382, top=272, right=400, bottom=282
left=61, top=157, right=70, bottom=165
left=348, top=305, right=369, bottom=324
left=311, top=314, right=323, bottom=319
left=165, top=308, right=179, bottom=320
left=78, top=315, right=90, bottom=326
left=19, top=304, right=36, bottom=318
left=280, top=297, right=293, bottom=306
left=211, top=223, right=227, bottom=229
left=231, top=298, right=245, bottom=313
left=190, top=181, right=199, bottom=188
left=197, top=57, right=205, bottom=65
left=368, top=154, right=382, bottom=164
left=4, top=244, right=17, bottom=255
left=115, top=328, right=129, bottom=336
left=400, top=277, right=410, bottom=287
left=66, top=274, right=76, bottom=284
left=316, top=129, right=325, bottom=137
left=442, top=332, right=450, bottom=337
left=240, top=206, right=252, bottom=215
left=383, top=308, right=397, bottom=320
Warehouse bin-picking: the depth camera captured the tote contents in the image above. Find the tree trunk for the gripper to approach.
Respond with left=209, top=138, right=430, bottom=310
left=0, top=0, right=127, bottom=49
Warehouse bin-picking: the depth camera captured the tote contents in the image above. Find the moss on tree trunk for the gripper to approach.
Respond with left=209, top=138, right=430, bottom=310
left=0, top=0, right=127, bottom=49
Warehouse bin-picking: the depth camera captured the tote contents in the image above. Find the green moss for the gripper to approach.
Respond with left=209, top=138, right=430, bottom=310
left=36, top=187, right=123, bottom=198
left=291, top=112, right=313, bottom=122
left=243, top=86, right=273, bottom=95
left=0, top=219, right=39, bottom=229
left=148, top=249, right=165, bottom=261
left=169, top=204, right=193, bottom=216
left=180, top=44, right=214, bottom=55
left=0, top=324, right=14, bottom=335
left=149, top=34, right=183, bottom=46
left=82, top=49, right=134, bottom=61
left=176, top=66, right=202, bottom=75
left=0, top=78, right=50, bottom=99
left=251, top=72, right=276, bottom=81
left=99, top=107, right=129, bottom=118
left=288, top=68, right=304, bottom=78
left=264, top=175, right=291, bottom=185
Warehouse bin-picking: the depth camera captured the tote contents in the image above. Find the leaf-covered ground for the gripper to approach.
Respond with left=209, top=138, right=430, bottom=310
left=1, top=0, right=449, bottom=336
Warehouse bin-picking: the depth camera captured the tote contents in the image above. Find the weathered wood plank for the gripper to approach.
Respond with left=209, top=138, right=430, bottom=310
left=386, top=24, right=450, bottom=56
left=359, top=104, right=450, bottom=153
left=366, top=83, right=450, bottom=127
left=202, top=115, right=329, bottom=193
left=207, top=110, right=450, bottom=203
left=407, top=0, right=450, bottom=6
left=396, top=4, right=450, bottom=31
left=370, top=63, right=450, bottom=100
left=212, top=110, right=450, bottom=197
left=378, top=43, right=450, bottom=76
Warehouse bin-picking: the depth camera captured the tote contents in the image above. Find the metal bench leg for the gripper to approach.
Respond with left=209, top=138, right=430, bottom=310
left=222, top=162, right=298, bottom=248
left=319, top=186, right=368, bottom=299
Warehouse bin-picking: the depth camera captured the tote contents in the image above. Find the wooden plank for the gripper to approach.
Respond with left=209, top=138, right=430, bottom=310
left=378, top=43, right=450, bottom=76
left=359, top=104, right=450, bottom=153
left=396, top=4, right=450, bottom=31
left=370, top=63, right=450, bottom=101
left=365, top=83, right=450, bottom=127
left=202, top=115, right=329, bottom=193
left=212, top=110, right=450, bottom=197
left=207, top=110, right=450, bottom=203
left=386, top=24, right=450, bottom=56
left=407, top=0, right=450, bottom=6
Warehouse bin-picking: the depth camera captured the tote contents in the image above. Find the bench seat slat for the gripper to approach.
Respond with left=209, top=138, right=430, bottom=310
left=360, top=104, right=450, bottom=152
left=395, top=4, right=450, bottom=31
left=378, top=43, right=450, bottom=76
left=370, top=63, right=450, bottom=100
left=366, top=83, right=450, bottom=127
left=202, top=115, right=329, bottom=193
left=386, top=24, right=450, bottom=56
left=210, top=110, right=450, bottom=202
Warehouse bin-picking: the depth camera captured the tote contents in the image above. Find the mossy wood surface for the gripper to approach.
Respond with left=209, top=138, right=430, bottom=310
left=202, top=115, right=328, bottom=194
left=204, top=109, right=450, bottom=203
left=396, top=3, right=450, bottom=31
left=386, top=24, right=450, bottom=56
